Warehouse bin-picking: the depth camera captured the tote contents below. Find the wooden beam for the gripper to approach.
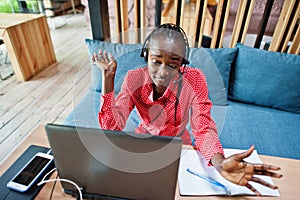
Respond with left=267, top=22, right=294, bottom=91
left=134, top=0, right=141, bottom=29
left=175, top=0, right=183, bottom=26
left=120, top=0, right=129, bottom=33
left=155, top=0, right=162, bottom=26
left=179, top=0, right=186, bottom=28
left=230, top=0, right=255, bottom=48
left=133, top=0, right=148, bottom=43
left=115, top=0, right=122, bottom=35
left=134, top=0, right=141, bottom=43
left=230, top=0, right=247, bottom=47
left=239, top=0, right=255, bottom=44
left=140, top=0, right=146, bottom=42
left=162, top=0, right=174, bottom=17
left=254, top=0, right=275, bottom=48
left=280, top=2, right=300, bottom=53
left=88, top=0, right=110, bottom=41
left=194, top=0, right=208, bottom=47
left=120, top=0, right=129, bottom=43
left=211, top=0, right=231, bottom=48
left=288, top=23, right=300, bottom=54
left=269, top=0, right=296, bottom=52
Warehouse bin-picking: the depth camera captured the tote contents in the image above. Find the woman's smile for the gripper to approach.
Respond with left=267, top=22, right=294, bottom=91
left=154, top=75, right=169, bottom=84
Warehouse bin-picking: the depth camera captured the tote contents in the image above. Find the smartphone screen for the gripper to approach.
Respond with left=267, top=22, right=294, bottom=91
left=7, top=152, right=54, bottom=192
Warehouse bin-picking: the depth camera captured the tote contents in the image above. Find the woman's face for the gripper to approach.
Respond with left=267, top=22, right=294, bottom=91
left=147, top=36, right=186, bottom=94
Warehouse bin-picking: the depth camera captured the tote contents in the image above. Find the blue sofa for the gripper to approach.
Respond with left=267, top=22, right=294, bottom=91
left=64, top=39, right=300, bottom=160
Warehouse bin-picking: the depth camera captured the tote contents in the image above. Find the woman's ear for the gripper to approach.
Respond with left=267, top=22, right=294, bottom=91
left=181, top=58, right=189, bottom=65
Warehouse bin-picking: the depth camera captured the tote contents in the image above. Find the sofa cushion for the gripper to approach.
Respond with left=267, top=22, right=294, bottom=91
left=189, top=47, right=238, bottom=105
left=86, top=39, right=238, bottom=106
left=229, top=44, right=300, bottom=113
left=220, top=100, right=300, bottom=160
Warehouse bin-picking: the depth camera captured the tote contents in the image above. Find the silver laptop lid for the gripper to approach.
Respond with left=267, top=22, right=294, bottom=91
left=45, top=123, right=182, bottom=200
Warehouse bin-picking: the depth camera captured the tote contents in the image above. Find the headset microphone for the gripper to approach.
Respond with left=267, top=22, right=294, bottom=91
left=173, top=67, right=188, bottom=84
left=173, top=76, right=183, bottom=84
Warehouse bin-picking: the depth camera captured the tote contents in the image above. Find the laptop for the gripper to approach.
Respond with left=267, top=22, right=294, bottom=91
left=45, top=123, right=183, bottom=200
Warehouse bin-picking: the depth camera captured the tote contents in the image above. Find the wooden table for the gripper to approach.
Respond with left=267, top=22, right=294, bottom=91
left=1, top=125, right=300, bottom=199
left=0, top=13, right=56, bottom=81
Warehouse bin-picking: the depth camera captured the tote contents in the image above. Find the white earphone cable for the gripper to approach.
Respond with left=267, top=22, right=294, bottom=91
left=37, top=168, right=83, bottom=200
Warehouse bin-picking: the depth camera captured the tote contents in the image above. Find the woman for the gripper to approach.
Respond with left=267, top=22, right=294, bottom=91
left=92, top=23, right=282, bottom=195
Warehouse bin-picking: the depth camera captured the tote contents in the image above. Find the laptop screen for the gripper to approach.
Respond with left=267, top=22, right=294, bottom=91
left=45, top=123, right=182, bottom=200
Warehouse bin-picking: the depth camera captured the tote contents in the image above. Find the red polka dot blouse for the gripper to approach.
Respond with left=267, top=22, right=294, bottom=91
left=99, top=66, right=224, bottom=163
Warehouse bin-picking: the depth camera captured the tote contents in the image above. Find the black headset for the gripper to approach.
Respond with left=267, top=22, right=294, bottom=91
left=140, top=23, right=190, bottom=66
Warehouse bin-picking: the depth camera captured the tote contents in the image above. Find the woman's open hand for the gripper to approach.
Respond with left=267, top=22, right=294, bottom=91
left=218, top=145, right=283, bottom=195
left=92, top=49, right=117, bottom=94
left=92, top=49, right=117, bottom=79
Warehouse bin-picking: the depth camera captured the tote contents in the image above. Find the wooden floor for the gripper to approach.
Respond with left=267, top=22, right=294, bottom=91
left=0, top=13, right=92, bottom=164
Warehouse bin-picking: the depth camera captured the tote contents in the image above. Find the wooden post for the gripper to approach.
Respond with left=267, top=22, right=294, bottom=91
left=229, top=0, right=255, bottom=48
left=194, top=0, right=208, bottom=47
left=88, top=0, right=110, bottom=41
left=134, top=0, right=141, bottom=43
left=115, top=0, right=122, bottom=39
left=269, top=0, right=297, bottom=52
left=140, top=0, right=146, bottom=42
left=156, top=0, right=162, bottom=26
left=120, top=0, right=129, bottom=43
left=211, top=0, right=232, bottom=48
left=254, top=0, right=275, bottom=48
left=288, top=23, right=300, bottom=54
left=174, top=0, right=183, bottom=26
left=280, top=2, right=300, bottom=53
left=179, top=0, right=186, bottom=29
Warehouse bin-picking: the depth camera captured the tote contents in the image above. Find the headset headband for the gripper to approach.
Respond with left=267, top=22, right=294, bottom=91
left=140, top=23, right=190, bottom=65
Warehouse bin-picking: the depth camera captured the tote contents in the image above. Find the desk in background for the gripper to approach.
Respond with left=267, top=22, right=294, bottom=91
left=0, top=125, right=299, bottom=199
left=0, top=13, right=56, bottom=81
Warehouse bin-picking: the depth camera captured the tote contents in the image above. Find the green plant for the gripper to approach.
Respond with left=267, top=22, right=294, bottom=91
left=0, top=0, right=39, bottom=13
left=0, top=0, right=17, bottom=13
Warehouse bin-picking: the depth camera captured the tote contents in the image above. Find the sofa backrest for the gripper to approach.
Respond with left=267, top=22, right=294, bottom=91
left=86, top=39, right=300, bottom=113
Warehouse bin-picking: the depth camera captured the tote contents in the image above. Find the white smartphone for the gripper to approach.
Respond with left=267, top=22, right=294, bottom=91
left=7, top=152, right=54, bottom=192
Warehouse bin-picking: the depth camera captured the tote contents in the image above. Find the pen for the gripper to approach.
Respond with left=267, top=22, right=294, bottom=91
left=186, top=168, right=231, bottom=195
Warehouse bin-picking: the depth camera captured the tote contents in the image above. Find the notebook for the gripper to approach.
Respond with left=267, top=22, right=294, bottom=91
left=178, top=149, right=280, bottom=196
left=45, top=123, right=183, bottom=200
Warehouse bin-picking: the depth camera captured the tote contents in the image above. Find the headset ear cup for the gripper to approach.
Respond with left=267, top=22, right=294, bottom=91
left=143, top=50, right=148, bottom=62
left=182, top=58, right=189, bottom=65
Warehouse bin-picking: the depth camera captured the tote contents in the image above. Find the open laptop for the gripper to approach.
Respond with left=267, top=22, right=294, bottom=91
left=45, top=123, right=183, bottom=200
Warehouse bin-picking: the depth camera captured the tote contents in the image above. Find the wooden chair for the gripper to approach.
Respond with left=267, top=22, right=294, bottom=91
left=87, top=0, right=299, bottom=54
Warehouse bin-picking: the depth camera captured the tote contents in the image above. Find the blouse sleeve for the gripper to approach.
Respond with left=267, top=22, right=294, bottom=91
left=98, top=74, right=135, bottom=130
left=189, top=70, right=224, bottom=164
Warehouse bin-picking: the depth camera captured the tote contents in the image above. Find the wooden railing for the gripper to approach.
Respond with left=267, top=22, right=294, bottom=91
left=269, top=0, right=300, bottom=54
left=87, top=0, right=299, bottom=54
